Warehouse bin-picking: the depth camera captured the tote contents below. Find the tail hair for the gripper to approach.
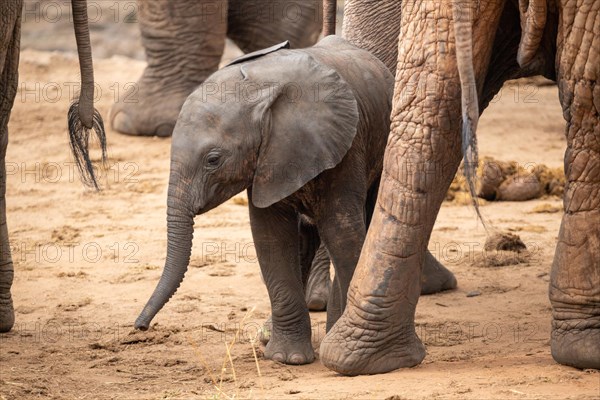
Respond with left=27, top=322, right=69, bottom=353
left=461, top=115, right=487, bottom=228
left=67, top=100, right=107, bottom=190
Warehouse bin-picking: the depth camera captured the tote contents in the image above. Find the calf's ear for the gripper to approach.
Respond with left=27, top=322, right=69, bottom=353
left=247, top=51, right=359, bottom=208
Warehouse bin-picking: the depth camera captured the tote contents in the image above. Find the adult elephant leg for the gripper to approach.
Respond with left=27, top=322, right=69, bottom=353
left=367, top=176, right=457, bottom=296
left=0, top=140, right=15, bottom=333
left=550, top=0, right=600, bottom=370
left=319, top=116, right=461, bottom=375
left=342, top=0, right=402, bottom=75
left=227, top=0, right=322, bottom=52
left=111, top=0, right=227, bottom=137
left=320, top=1, right=505, bottom=375
left=0, top=0, right=21, bottom=333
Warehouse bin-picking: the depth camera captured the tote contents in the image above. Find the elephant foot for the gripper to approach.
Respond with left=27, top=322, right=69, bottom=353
left=307, top=294, right=327, bottom=312
left=0, top=296, right=15, bottom=333
left=319, top=209, right=427, bottom=375
left=320, top=304, right=425, bottom=375
left=305, top=272, right=330, bottom=311
left=551, top=326, right=600, bottom=370
left=110, top=73, right=197, bottom=137
left=260, top=316, right=314, bottom=365
left=264, top=331, right=314, bottom=365
left=420, top=251, right=457, bottom=295
left=550, top=211, right=600, bottom=370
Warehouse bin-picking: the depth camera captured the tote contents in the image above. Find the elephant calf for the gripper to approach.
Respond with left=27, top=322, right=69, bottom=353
left=135, top=36, right=455, bottom=365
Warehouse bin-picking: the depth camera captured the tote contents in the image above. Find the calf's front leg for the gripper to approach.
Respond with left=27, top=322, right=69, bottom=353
left=249, top=197, right=314, bottom=365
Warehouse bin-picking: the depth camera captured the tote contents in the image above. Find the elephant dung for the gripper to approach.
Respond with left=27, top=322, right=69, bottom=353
left=484, top=232, right=527, bottom=252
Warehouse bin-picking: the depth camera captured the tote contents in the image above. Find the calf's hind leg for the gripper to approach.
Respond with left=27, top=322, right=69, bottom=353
left=305, top=244, right=331, bottom=311
left=315, top=198, right=367, bottom=331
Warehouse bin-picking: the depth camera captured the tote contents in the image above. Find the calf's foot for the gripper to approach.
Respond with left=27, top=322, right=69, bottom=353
left=421, top=250, right=457, bottom=295
left=265, top=330, right=314, bottom=365
left=305, top=247, right=331, bottom=312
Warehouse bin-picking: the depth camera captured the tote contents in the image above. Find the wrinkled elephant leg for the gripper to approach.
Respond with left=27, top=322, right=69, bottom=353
left=0, top=0, right=21, bottom=333
left=320, top=1, right=503, bottom=375
left=421, top=251, right=457, bottom=295
left=111, top=0, right=227, bottom=137
left=305, top=243, right=331, bottom=311
left=319, top=156, right=460, bottom=374
left=0, top=146, right=15, bottom=333
left=249, top=201, right=314, bottom=365
left=227, top=0, right=322, bottom=52
left=342, top=0, right=402, bottom=75
left=261, top=217, right=326, bottom=345
left=550, top=1, right=600, bottom=370
left=316, top=200, right=367, bottom=332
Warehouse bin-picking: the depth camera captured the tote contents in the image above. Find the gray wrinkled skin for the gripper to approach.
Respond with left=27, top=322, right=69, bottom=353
left=110, top=0, right=323, bottom=137
left=320, top=0, right=599, bottom=375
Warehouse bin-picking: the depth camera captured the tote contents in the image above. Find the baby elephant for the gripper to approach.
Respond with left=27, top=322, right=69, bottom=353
left=135, top=36, right=454, bottom=365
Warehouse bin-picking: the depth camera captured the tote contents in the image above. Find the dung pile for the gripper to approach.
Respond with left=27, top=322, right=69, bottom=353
left=446, top=157, right=565, bottom=204
left=471, top=232, right=531, bottom=268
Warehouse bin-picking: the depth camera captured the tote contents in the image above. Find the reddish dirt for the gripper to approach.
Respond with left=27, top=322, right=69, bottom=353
left=1, top=5, right=599, bottom=399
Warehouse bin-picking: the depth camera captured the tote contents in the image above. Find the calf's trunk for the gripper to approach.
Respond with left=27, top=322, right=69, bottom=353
left=135, top=169, right=195, bottom=330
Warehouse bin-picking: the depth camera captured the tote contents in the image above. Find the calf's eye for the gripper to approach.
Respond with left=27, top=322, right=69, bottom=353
left=207, top=153, right=221, bottom=167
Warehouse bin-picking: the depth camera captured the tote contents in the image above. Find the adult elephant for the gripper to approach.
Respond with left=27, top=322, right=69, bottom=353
left=110, top=0, right=323, bottom=137
left=0, top=0, right=105, bottom=332
left=320, top=0, right=599, bottom=374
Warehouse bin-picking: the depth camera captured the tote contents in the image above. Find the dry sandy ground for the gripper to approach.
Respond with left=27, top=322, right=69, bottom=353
left=1, top=10, right=599, bottom=400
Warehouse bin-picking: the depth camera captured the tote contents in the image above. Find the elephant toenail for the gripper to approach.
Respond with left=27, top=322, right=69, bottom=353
left=271, top=352, right=286, bottom=363
left=155, top=123, right=175, bottom=137
left=307, top=297, right=327, bottom=311
left=111, top=111, right=135, bottom=135
left=288, top=353, right=306, bottom=365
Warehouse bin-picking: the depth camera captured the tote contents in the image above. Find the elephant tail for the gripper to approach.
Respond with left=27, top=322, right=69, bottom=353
left=451, top=2, right=486, bottom=228
left=68, top=0, right=107, bottom=190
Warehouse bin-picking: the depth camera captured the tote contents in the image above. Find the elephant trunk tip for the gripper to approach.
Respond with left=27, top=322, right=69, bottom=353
left=134, top=317, right=150, bottom=331
left=133, top=299, right=166, bottom=331
left=133, top=270, right=188, bottom=331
